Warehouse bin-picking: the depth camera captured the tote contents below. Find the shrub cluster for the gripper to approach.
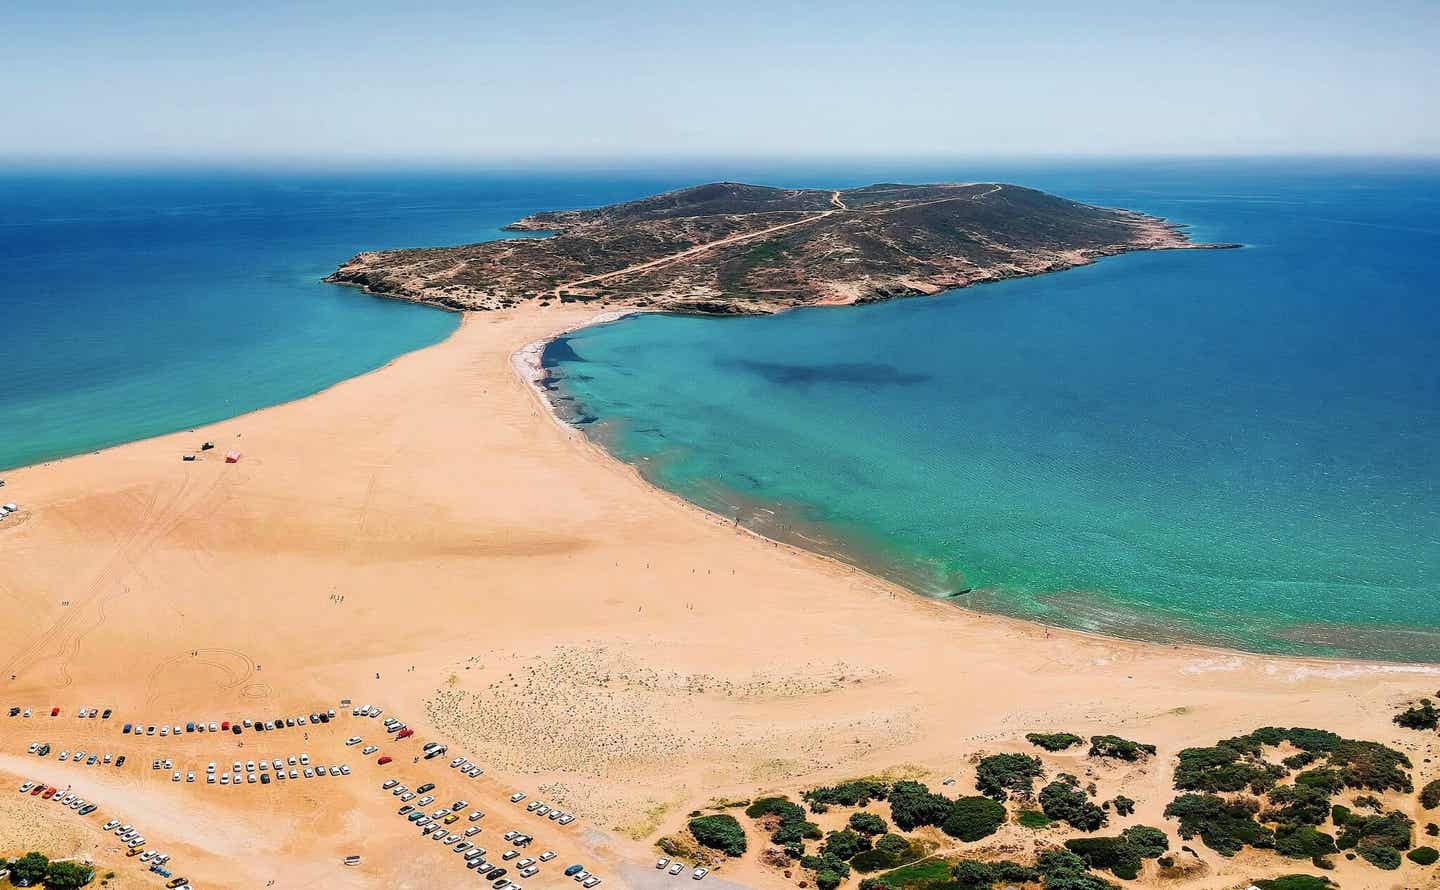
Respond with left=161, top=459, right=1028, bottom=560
left=1251, top=876, right=1335, bottom=890
left=1408, top=846, right=1439, bottom=865
left=1163, top=793, right=1275, bottom=856
left=804, top=780, right=890, bottom=812
left=746, top=796, right=818, bottom=857
left=975, top=753, right=1045, bottom=800
left=1394, top=698, right=1440, bottom=731
left=1335, top=808, right=1412, bottom=870
left=952, top=858, right=1040, bottom=890
left=1027, top=732, right=1084, bottom=752
left=1040, top=774, right=1108, bottom=831
left=1110, top=795, right=1136, bottom=817
left=1063, top=825, right=1170, bottom=879
left=1088, top=735, right=1156, bottom=761
left=849, top=834, right=919, bottom=873
left=1422, top=779, right=1440, bottom=810
left=848, top=812, right=888, bottom=836
left=1035, top=849, right=1119, bottom=890
left=1, top=853, right=93, bottom=890
left=689, top=814, right=747, bottom=856
left=943, top=796, right=1007, bottom=841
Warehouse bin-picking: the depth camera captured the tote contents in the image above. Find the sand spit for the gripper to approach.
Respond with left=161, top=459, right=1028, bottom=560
left=0, top=304, right=1433, bottom=890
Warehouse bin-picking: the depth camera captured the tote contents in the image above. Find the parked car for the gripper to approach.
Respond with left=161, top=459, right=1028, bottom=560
left=540, top=852, right=557, bottom=862
left=116, top=755, right=126, bottom=767
left=692, top=868, right=709, bottom=880
left=510, top=792, right=526, bottom=803
left=416, top=783, right=435, bottom=794
left=378, top=756, right=393, bottom=765
left=668, top=863, right=684, bottom=875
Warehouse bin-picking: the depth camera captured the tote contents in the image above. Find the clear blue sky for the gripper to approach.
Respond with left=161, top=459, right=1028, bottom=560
left=3, top=0, right=1436, bottom=163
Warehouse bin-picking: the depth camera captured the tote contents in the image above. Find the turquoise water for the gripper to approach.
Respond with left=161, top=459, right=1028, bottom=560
left=544, top=160, right=1440, bottom=662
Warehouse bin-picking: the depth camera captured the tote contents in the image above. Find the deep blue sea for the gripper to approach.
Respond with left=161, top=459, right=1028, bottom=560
left=542, top=159, right=1440, bottom=662
left=5, top=161, right=1437, bottom=660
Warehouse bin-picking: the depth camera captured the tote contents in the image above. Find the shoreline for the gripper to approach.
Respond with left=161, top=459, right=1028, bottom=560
left=514, top=307, right=1437, bottom=674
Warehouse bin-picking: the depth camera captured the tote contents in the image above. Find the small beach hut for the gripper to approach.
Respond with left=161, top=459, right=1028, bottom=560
left=224, top=451, right=242, bottom=463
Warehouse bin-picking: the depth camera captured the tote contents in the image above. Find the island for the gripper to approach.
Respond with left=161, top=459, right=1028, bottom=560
left=325, top=182, right=1238, bottom=314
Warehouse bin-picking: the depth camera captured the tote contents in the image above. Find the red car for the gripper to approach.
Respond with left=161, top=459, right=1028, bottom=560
left=30, top=785, right=45, bottom=796
left=50, top=707, right=60, bottom=717
left=221, top=720, right=230, bottom=731
left=395, top=728, right=414, bottom=740
left=42, top=788, right=56, bottom=799
left=377, top=756, right=393, bottom=765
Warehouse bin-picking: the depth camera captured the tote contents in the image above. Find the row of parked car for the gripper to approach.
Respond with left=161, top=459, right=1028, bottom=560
left=506, top=788, right=577, bottom=826
left=16, top=780, right=99, bottom=815
left=103, top=818, right=194, bottom=887
left=6, top=705, right=112, bottom=719
left=655, top=858, right=711, bottom=880
left=122, top=708, right=340, bottom=738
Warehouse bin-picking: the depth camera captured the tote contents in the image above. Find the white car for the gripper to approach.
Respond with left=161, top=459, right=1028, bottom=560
left=468, top=766, right=483, bottom=777
left=465, top=826, right=482, bottom=837
left=299, top=754, right=310, bottom=766
left=220, top=774, right=231, bottom=785
left=159, top=726, right=169, bottom=737
left=558, top=814, right=575, bottom=825
left=209, top=722, right=218, bottom=732
left=469, top=811, right=485, bottom=822
left=26, top=743, right=37, bottom=754
left=186, top=771, right=195, bottom=783
left=329, top=765, right=342, bottom=776
left=518, top=858, right=536, bottom=869
left=362, top=745, right=379, bottom=755
left=58, top=751, right=69, bottom=761
left=692, top=868, right=709, bottom=881
left=247, top=773, right=257, bottom=784
left=206, top=774, right=216, bottom=784
left=583, top=878, right=601, bottom=888
left=172, top=771, right=181, bottom=782
left=522, top=867, right=540, bottom=878
left=417, top=795, right=434, bottom=806
left=345, top=737, right=362, bottom=746
left=103, top=819, right=120, bottom=831
left=383, top=779, right=399, bottom=790
left=289, top=769, right=298, bottom=779
left=540, top=851, right=557, bottom=862
left=340, top=765, right=351, bottom=775
left=510, top=792, right=526, bottom=803
left=400, top=792, right=416, bottom=802
left=451, top=756, right=466, bottom=768
left=668, top=863, right=684, bottom=876
left=273, top=759, right=284, bottom=770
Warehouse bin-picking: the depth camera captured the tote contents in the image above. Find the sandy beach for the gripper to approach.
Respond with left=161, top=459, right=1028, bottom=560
left=2, top=304, right=1437, bottom=890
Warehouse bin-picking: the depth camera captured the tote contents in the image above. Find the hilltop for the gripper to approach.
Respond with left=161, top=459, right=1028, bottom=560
left=326, top=182, right=1235, bottom=314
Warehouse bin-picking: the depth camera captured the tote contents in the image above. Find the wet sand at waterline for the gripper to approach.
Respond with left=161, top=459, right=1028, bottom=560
left=1, top=304, right=1437, bottom=890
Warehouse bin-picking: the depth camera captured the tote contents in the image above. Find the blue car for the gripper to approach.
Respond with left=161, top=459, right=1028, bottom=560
left=122, top=723, right=132, bottom=734
left=564, top=865, right=585, bottom=877
left=185, top=722, right=195, bottom=732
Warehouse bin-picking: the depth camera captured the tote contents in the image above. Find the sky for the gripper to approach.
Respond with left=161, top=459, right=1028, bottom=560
left=3, top=0, right=1437, bottom=164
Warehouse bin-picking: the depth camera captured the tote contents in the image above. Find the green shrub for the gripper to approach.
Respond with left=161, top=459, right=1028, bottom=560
left=1283, top=752, right=1318, bottom=769
left=975, top=753, right=1045, bottom=800
left=747, top=796, right=806, bottom=821
left=1251, top=876, right=1335, bottom=890
left=44, top=861, right=95, bottom=889
left=772, top=821, right=823, bottom=845
left=1330, top=804, right=1353, bottom=826
left=1173, top=745, right=1284, bottom=794
left=1336, top=810, right=1412, bottom=854
left=1275, top=825, right=1338, bottom=859
left=689, top=814, right=747, bottom=856
left=9, top=852, right=50, bottom=885
left=1063, top=826, right=1169, bottom=880
left=1264, top=783, right=1332, bottom=826
left=849, top=811, right=888, bottom=836
left=888, top=780, right=955, bottom=831
left=1041, top=775, right=1107, bottom=831
left=849, top=834, right=918, bottom=873
left=942, top=796, right=1006, bottom=841
left=822, top=829, right=873, bottom=861
left=1088, top=735, right=1156, bottom=761
left=1027, top=732, right=1084, bottom=752
left=1111, top=795, right=1135, bottom=817
left=1358, top=842, right=1401, bottom=869
left=805, top=780, right=890, bottom=809
left=952, top=859, right=1040, bottom=890
left=1163, top=793, right=1274, bottom=856
left=1018, top=809, right=1053, bottom=828
left=1035, top=849, right=1118, bottom=890
left=1408, top=846, right=1439, bottom=865
left=1421, top=779, right=1440, bottom=809
left=1394, top=699, right=1440, bottom=730
left=1326, top=739, right=1412, bottom=793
